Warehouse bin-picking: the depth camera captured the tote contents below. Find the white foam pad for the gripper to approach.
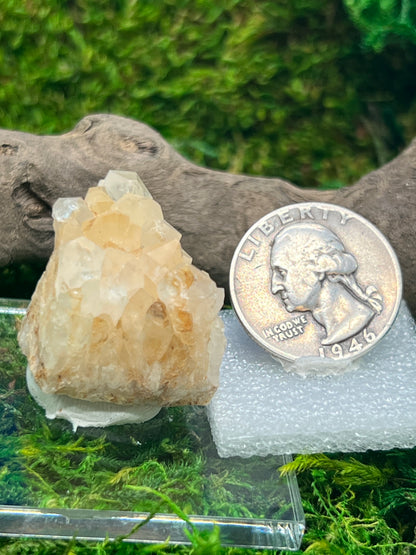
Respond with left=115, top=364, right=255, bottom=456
left=208, top=302, right=416, bottom=457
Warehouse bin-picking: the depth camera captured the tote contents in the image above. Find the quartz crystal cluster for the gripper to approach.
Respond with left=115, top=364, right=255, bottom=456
left=18, top=171, right=225, bottom=426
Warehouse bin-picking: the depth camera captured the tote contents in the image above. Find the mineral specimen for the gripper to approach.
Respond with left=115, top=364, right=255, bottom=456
left=18, top=170, right=225, bottom=427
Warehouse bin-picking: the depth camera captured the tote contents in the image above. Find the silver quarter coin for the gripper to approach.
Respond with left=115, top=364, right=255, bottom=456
left=230, top=202, right=402, bottom=363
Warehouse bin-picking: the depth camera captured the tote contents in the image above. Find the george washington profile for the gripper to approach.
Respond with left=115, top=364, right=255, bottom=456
left=270, top=222, right=383, bottom=345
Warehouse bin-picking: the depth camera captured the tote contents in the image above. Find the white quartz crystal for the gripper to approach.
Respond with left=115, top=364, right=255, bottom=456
left=98, top=170, right=152, bottom=200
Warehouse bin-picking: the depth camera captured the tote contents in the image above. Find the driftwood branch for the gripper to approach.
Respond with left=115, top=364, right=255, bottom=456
left=0, top=114, right=415, bottom=312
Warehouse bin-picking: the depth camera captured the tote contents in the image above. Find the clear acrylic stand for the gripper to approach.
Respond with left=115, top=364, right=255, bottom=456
left=0, top=299, right=305, bottom=551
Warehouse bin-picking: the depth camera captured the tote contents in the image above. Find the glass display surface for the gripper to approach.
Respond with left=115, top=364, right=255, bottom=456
left=0, top=299, right=305, bottom=550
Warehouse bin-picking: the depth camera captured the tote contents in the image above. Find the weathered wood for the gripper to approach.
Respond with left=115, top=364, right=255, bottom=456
left=1, top=114, right=415, bottom=312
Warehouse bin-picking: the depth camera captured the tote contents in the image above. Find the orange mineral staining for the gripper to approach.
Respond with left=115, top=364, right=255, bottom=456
left=18, top=171, right=225, bottom=411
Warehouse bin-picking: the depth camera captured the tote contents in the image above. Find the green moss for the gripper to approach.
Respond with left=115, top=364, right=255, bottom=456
left=281, top=452, right=416, bottom=553
left=343, top=0, right=416, bottom=52
left=0, top=0, right=415, bottom=189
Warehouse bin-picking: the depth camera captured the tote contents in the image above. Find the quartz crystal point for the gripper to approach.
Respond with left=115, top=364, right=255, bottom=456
left=18, top=170, right=225, bottom=426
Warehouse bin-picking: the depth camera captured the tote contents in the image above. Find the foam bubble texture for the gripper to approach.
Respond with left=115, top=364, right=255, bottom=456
left=208, top=302, right=416, bottom=457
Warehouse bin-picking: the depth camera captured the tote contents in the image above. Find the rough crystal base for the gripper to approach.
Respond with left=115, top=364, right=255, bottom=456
left=26, top=365, right=161, bottom=430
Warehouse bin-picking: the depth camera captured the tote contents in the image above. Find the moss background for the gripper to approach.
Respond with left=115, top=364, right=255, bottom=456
left=1, top=0, right=416, bottom=188
left=0, top=0, right=416, bottom=553
left=1, top=0, right=416, bottom=298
